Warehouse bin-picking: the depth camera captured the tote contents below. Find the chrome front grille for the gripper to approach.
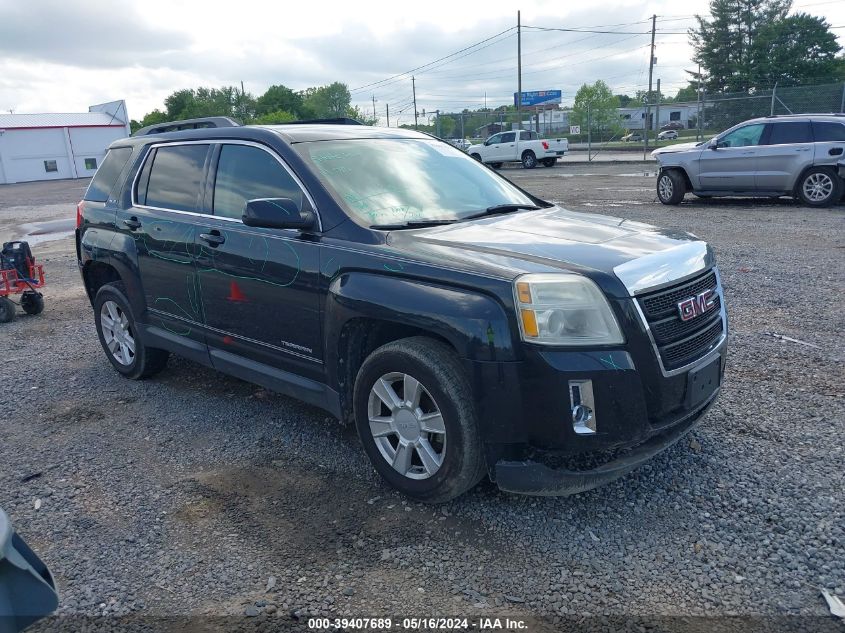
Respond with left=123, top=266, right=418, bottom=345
left=636, top=269, right=725, bottom=372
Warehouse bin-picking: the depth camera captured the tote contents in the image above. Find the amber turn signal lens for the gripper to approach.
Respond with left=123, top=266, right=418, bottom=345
left=516, top=282, right=532, bottom=304
left=520, top=309, right=539, bottom=337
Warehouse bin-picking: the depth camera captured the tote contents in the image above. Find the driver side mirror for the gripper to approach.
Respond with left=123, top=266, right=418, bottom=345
left=242, top=198, right=316, bottom=231
left=709, top=141, right=720, bottom=150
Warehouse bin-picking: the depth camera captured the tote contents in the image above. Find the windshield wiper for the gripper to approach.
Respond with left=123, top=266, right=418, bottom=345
left=462, top=203, right=541, bottom=220
left=370, top=219, right=459, bottom=230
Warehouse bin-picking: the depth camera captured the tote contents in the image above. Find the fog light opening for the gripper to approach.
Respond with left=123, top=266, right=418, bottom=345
left=569, top=379, right=597, bottom=435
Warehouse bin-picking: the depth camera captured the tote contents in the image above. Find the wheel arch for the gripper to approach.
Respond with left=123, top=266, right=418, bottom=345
left=791, top=163, right=839, bottom=195
left=660, top=166, right=692, bottom=191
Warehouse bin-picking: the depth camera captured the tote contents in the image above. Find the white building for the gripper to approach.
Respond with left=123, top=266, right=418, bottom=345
left=0, top=100, right=130, bottom=185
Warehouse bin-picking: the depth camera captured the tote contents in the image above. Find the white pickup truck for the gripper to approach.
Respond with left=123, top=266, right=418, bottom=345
left=468, top=129, right=568, bottom=169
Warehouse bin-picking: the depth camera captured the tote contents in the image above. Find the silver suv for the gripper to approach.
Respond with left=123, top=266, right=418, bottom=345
left=653, top=114, right=845, bottom=207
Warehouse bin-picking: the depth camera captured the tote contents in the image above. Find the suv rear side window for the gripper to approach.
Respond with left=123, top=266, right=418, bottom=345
left=143, top=144, right=209, bottom=212
left=84, top=147, right=133, bottom=202
left=768, top=121, right=813, bottom=145
left=812, top=121, right=845, bottom=142
left=212, top=145, right=304, bottom=220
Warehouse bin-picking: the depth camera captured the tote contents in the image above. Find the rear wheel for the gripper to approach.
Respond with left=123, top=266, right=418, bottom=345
left=353, top=337, right=486, bottom=503
left=94, top=282, right=169, bottom=379
left=796, top=167, right=841, bottom=207
left=0, top=297, right=15, bottom=323
left=21, top=292, right=44, bottom=316
left=541, top=158, right=557, bottom=167
left=470, top=153, right=481, bottom=162
left=521, top=151, right=537, bottom=169
left=657, top=170, right=686, bottom=205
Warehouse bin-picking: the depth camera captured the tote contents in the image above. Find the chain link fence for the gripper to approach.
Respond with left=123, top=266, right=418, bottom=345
left=433, top=81, right=845, bottom=145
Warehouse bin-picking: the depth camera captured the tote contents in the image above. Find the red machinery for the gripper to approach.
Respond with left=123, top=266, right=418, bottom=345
left=0, top=241, right=46, bottom=323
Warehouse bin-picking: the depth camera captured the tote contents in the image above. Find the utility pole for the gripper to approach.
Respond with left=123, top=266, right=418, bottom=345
left=372, top=95, right=377, bottom=124
left=770, top=82, right=778, bottom=116
left=412, top=76, right=418, bottom=130
left=516, top=10, right=522, bottom=131
left=436, top=110, right=441, bottom=137
left=644, top=13, right=656, bottom=159
left=697, top=63, right=702, bottom=141
left=655, top=78, right=661, bottom=141
left=386, top=103, right=390, bottom=127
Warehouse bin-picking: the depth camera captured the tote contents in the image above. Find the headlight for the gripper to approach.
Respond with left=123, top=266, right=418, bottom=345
left=514, top=274, right=624, bottom=346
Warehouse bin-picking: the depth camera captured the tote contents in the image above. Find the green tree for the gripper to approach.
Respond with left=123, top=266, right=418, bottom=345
left=130, top=109, right=168, bottom=134
left=255, top=85, right=304, bottom=118
left=690, top=0, right=841, bottom=92
left=615, top=94, right=633, bottom=107
left=252, top=109, right=297, bottom=125
left=303, top=82, right=353, bottom=118
left=571, top=81, right=621, bottom=136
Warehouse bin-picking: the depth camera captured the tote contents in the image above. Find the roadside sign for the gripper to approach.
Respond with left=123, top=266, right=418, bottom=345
left=514, top=90, right=562, bottom=107
left=569, top=126, right=581, bottom=135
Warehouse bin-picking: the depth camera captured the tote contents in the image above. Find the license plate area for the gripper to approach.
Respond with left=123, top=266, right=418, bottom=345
left=686, top=356, right=721, bottom=409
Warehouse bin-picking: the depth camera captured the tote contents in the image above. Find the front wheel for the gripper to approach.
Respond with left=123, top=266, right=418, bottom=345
left=21, top=292, right=44, bottom=316
left=94, top=282, right=169, bottom=379
left=353, top=337, right=486, bottom=503
left=657, top=170, right=686, bottom=205
left=521, top=151, right=537, bottom=169
left=470, top=153, right=481, bottom=162
left=796, top=167, right=842, bottom=207
left=541, top=158, right=557, bottom=167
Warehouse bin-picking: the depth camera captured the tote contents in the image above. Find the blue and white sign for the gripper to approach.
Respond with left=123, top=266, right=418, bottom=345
left=514, top=90, right=562, bottom=107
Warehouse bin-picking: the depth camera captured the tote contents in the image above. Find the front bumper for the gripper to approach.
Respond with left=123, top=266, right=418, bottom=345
left=494, top=389, right=717, bottom=496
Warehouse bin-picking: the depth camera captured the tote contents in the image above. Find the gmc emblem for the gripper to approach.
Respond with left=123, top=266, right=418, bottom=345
left=677, top=289, right=717, bottom=322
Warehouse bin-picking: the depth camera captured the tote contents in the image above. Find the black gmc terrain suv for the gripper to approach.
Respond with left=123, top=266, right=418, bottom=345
left=76, top=118, right=728, bottom=502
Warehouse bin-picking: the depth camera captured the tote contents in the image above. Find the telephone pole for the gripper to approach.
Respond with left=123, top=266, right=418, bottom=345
left=644, top=13, right=656, bottom=158
left=516, top=10, right=522, bottom=131
left=372, top=95, right=377, bottom=124
left=655, top=78, right=661, bottom=140
left=386, top=103, right=390, bottom=127
left=412, top=76, right=418, bottom=130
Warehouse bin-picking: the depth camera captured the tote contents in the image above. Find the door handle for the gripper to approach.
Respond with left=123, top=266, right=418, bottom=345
left=199, top=232, right=225, bottom=246
left=829, top=147, right=844, bottom=156
left=123, top=217, right=142, bottom=230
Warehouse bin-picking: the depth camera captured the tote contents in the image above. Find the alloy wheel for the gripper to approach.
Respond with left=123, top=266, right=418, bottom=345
left=802, top=172, right=834, bottom=202
left=100, top=300, right=136, bottom=366
left=367, top=372, right=447, bottom=480
left=658, top=174, right=674, bottom=200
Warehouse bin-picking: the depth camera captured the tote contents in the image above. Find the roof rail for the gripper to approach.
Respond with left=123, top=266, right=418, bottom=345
left=133, top=116, right=240, bottom=136
left=279, top=117, right=364, bottom=126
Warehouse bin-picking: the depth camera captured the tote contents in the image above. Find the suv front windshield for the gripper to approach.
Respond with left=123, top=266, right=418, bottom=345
left=296, top=138, right=537, bottom=227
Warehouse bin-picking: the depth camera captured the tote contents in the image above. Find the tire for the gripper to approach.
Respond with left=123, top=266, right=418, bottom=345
left=470, top=153, right=481, bottom=162
left=490, top=162, right=503, bottom=169
left=93, top=281, right=168, bottom=379
left=0, top=297, right=15, bottom=323
left=796, top=167, right=842, bottom=208
left=353, top=337, right=486, bottom=503
left=541, top=158, right=557, bottom=167
left=521, top=150, right=537, bottom=169
left=21, top=292, right=44, bottom=316
left=657, top=170, right=686, bottom=205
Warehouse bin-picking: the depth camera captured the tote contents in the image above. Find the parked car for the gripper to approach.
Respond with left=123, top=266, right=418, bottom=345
left=657, top=130, right=678, bottom=141
left=467, top=129, right=568, bottom=168
left=621, top=132, right=643, bottom=142
left=77, top=118, right=727, bottom=502
left=653, top=114, right=845, bottom=206
left=448, top=139, right=470, bottom=151
left=0, top=508, right=59, bottom=632
left=660, top=121, right=686, bottom=131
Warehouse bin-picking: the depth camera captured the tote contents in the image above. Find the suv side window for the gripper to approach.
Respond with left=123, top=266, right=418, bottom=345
left=143, top=144, right=209, bottom=212
left=500, top=132, right=516, bottom=143
left=486, top=134, right=502, bottom=145
left=213, top=144, right=304, bottom=220
left=767, top=121, right=813, bottom=145
left=812, top=121, right=845, bottom=142
left=84, top=147, right=133, bottom=202
left=719, top=124, right=765, bottom=148
left=524, top=131, right=538, bottom=140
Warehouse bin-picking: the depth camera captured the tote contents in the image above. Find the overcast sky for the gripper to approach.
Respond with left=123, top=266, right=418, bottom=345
left=1, top=0, right=843, bottom=125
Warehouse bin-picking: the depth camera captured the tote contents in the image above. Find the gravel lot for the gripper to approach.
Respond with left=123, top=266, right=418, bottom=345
left=0, top=167, right=843, bottom=632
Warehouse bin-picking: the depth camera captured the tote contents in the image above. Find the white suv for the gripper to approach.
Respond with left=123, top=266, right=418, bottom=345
left=653, top=114, right=845, bottom=207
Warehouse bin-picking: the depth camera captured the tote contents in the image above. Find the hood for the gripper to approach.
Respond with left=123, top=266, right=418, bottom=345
left=387, top=207, right=707, bottom=297
left=651, top=141, right=702, bottom=156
